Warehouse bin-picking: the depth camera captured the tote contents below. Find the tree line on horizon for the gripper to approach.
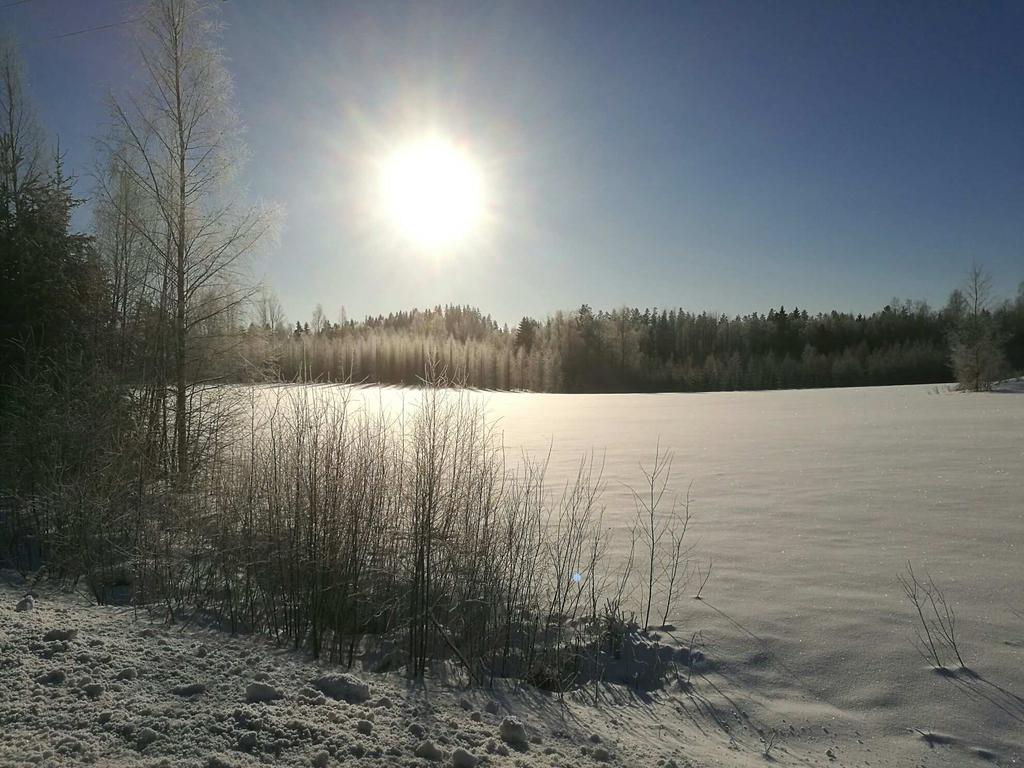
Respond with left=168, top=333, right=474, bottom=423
left=236, top=290, right=1024, bottom=393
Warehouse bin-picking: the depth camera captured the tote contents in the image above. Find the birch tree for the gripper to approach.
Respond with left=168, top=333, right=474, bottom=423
left=950, top=263, right=1005, bottom=391
left=107, top=0, right=275, bottom=482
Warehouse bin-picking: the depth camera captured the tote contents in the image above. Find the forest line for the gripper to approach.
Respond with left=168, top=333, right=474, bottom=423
left=231, top=293, right=1023, bottom=392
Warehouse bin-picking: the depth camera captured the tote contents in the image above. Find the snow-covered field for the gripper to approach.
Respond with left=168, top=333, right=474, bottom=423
left=489, top=382, right=1024, bottom=766
left=3, top=383, right=1022, bottom=766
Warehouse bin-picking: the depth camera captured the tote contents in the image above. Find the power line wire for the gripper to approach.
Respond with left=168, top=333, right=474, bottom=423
left=10, top=1, right=227, bottom=43
left=1, top=0, right=131, bottom=42
left=51, top=19, right=132, bottom=40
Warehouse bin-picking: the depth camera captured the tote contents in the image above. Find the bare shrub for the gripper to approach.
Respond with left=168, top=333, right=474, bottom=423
left=627, top=445, right=696, bottom=630
left=694, top=555, right=713, bottom=600
left=899, top=562, right=966, bottom=669
left=8, top=366, right=704, bottom=691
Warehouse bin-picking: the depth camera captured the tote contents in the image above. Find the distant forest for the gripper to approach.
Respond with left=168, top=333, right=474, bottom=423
left=234, top=294, right=1024, bottom=392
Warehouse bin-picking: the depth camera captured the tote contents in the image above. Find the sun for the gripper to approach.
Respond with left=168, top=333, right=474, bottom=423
left=377, top=136, right=485, bottom=248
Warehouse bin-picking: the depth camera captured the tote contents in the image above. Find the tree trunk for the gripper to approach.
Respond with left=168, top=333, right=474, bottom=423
left=173, top=10, right=189, bottom=485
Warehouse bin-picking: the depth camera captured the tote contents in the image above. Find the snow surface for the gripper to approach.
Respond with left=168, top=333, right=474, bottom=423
left=3, top=383, right=1022, bottom=766
left=489, top=383, right=1024, bottom=766
left=4, top=577, right=772, bottom=768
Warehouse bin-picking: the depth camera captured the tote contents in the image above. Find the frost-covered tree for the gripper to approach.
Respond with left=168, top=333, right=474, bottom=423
left=949, top=264, right=1005, bottom=391
left=254, top=286, right=286, bottom=331
left=311, top=303, right=327, bottom=335
left=93, top=140, right=162, bottom=375
left=107, top=0, right=276, bottom=482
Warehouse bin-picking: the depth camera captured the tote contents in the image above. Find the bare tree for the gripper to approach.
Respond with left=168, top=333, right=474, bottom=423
left=0, top=34, right=43, bottom=219
left=93, top=144, right=160, bottom=373
left=107, top=0, right=276, bottom=482
left=254, top=286, right=286, bottom=331
left=311, top=302, right=327, bottom=335
left=950, top=263, right=1005, bottom=391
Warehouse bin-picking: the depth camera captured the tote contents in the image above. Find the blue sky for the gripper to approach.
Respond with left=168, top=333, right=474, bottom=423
left=4, top=0, right=1022, bottom=325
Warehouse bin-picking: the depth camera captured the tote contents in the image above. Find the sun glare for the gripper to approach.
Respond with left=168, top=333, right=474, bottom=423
left=377, top=137, right=485, bottom=249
